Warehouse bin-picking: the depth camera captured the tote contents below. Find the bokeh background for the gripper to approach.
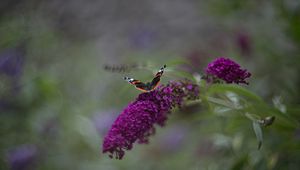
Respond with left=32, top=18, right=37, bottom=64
left=1, top=0, right=300, bottom=170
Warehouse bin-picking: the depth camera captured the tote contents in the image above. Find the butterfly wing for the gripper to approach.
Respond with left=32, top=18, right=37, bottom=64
left=124, top=77, right=149, bottom=92
left=124, top=64, right=166, bottom=92
left=149, top=64, right=166, bottom=90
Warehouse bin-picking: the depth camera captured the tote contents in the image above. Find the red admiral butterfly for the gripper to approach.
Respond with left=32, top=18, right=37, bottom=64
left=124, top=64, right=166, bottom=92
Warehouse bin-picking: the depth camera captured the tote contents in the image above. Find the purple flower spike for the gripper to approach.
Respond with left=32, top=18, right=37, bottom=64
left=205, top=57, right=251, bottom=84
left=102, top=80, right=199, bottom=159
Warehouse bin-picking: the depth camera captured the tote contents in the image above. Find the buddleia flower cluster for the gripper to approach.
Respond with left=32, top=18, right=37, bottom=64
left=102, top=80, right=199, bottom=159
left=205, top=57, right=251, bottom=84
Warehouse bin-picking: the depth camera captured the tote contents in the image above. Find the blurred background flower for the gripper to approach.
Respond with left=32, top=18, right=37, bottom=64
left=92, top=110, right=117, bottom=136
left=6, top=144, right=38, bottom=170
left=129, top=28, right=157, bottom=50
left=0, top=45, right=25, bottom=111
left=157, top=125, right=187, bottom=153
left=0, top=46, right=25, bottom=78
left=235, top=31, right=252, bottom=56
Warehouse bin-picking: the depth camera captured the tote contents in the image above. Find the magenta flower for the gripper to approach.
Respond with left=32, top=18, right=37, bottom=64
left=102, top=80, right=199, bottom=159
left=205, top=57, right=251, bottom=84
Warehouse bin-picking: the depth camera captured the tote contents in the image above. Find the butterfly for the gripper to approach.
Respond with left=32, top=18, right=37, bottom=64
left=124, top=64, right=166, bottom=92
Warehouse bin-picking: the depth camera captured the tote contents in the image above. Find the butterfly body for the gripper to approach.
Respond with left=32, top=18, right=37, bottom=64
left=124, top=65, right=166, bottom=92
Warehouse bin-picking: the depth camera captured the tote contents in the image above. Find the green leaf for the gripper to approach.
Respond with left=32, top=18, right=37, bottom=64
left=207, top=96, right=236, bottom=109
left=207, top=84, right=264, bottom=103
left=245, top=112, right=261, bottom=121
left=252, top=121, right=263, bottom=149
